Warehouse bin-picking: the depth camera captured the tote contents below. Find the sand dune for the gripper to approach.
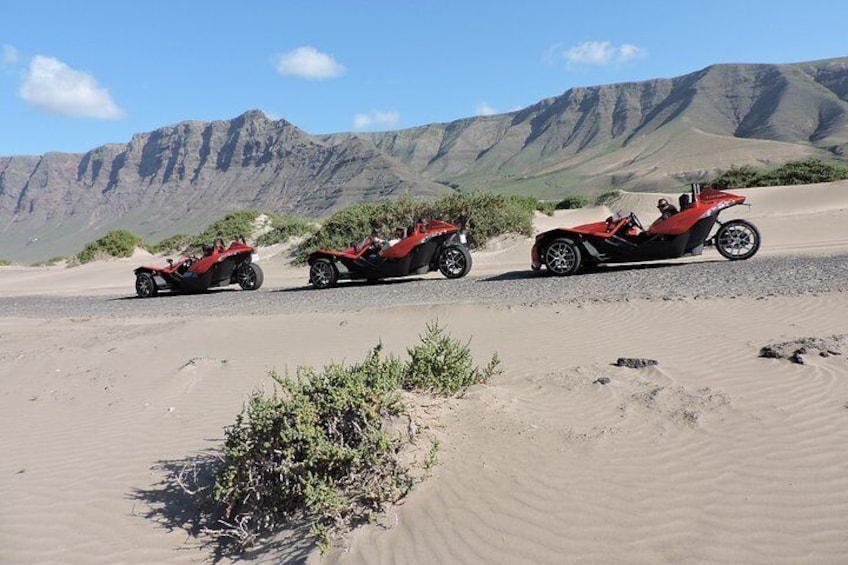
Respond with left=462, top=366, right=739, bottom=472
left=1, top=182, right=847, bottom=564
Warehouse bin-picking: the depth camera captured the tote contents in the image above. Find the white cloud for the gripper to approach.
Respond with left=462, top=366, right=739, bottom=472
left=553, top=41, right=647, bottom=67
left=274, top=46, right=345, bottom=79
left=19, top=55, right=123, bottom=119
left=352, top=110, right=400, bottom=130
left=476, top=101, right=497, bottom=116
left=3, top=45, right=19, bottom=66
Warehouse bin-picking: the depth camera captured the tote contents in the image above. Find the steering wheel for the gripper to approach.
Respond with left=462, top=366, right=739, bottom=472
left=629, top=212, right=644, bottom=231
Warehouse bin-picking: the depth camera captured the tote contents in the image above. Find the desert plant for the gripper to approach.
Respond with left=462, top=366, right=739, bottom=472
left=707, top=164, right=760, bottom=189
left=505, top=195, right=555, bottom=216
left=765, top=157, right=848, bottom=185
left=0, top=259, right=11, bottom=266
left=76, top=230, right=145, bottom=263
left=31, top=256, right=66, bottom=267
left=706, top=157, right=848, bottom=188
left=212, top=344, right=410, bottom=551
left=255, top=215, right=316, bottom=247
left=201, top=323, right=500, bottom=554
left=188, top=211, right=262, bottom=249
left=149, top=234, right=191, bottom=255
left=403, top=321, right=502, bottom=396
left=593, top=190, right=622, bottom=206
left=420, top=191, right=533, bottom=248
left=555, top=194, right=590, bottom=209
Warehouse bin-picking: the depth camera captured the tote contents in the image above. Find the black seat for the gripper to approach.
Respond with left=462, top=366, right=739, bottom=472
left=679, top=193, right=693, bottom=211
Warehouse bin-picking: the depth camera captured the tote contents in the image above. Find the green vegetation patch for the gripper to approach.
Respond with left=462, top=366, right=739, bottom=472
left=189, top=210, right=262, bottom=250
left=593, top=189, right=622, bottom=206
left=554, top=194, right=591, bottom=210
left=707, top=157, right=848, bottom=188
left=0, top=259, right=12, bottom=266
left=149, top=234, right=191, bottom=255
left=150, top=212, right=316, bottom=254
left=255, top=215, right=315, bottom=247
left=76, top=230, right=146, bottom=264
left=181, top=323, right=500, bottom=554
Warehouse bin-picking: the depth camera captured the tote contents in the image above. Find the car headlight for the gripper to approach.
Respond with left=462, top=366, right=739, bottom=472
left=251, top=253, right=259, bottom=263
left=459, top=234, right=467, bottom=244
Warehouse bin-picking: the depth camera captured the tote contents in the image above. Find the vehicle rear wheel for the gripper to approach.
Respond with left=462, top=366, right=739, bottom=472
left=544, top=238, right=582, bottom=276
left=309, top=258, right=338, bottom=289
left=715, top=220, right=761, bottom=260
left=237, top=262, right=264, bottom=290
left=438, top=245, right=472, bottom=279
left=135, top=272, right=158, bottom=298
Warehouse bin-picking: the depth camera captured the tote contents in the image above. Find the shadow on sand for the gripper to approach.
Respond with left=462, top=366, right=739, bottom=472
left=130, top=449, right=315, bottom=564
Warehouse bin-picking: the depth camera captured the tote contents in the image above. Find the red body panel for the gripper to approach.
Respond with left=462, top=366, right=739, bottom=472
left=315, top=219, right=459, bottom=260
left=560, top=189, right=746, bottom=238
left=139, top=240, right=256, bottom=275
left=381, top=219, right=456, bottom=260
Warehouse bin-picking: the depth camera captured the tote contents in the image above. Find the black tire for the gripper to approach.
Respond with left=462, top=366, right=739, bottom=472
left=438, top=245, right=472, bottom=279
left=135, top=272, right=158, bottom=298
left=544, top=237, right=582, bottom=276
left=715, top=220, right=761, bottom=261
left=309, top=258, right=339, bottom=289
left=237, top=262, right=264, bottom=290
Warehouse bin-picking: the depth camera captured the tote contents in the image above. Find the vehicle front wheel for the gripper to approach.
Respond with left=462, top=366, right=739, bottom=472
left=309, top=258, right=339, bottom=289
left=135, top=272, right=158, bottom=298
left=237, top=262, right=264, bottom=290
left=715, top=220, right=761, bottom=260
left=544, top=238, right=582, bottom=276
left=438, top=245, right=472, bottom=279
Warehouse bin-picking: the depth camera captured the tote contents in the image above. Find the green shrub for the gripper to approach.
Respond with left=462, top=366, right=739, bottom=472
left=150, top=213, right=315, bottom=256
left=77, top=230, right=145, bottom=263
left=707, top=157, right=848, bottom=188
left=31, top=256, right=66, bottom=267
left=150, top=234, right=190, bottom=255
left=765, top=157, right=848, bottom=185
left=505, top=195, right=555, bottom=216
left=594, top=190, right=622, bottom=206
left=188, top=210, right=261, bottom=250
left=0, top=259, right=11, bottom=266
left=707, top=164, right=761, bottom=189
left=255, top=215, right=316, bottom=247
left=555, top=195, right=590, bottom=209
left=403, top=321, right=501, bottom=396
left=213, top=344, right=409, bottom=551
left=203, top=323, right=500, bottom=553
left=421, top=191, right=533, bottom=248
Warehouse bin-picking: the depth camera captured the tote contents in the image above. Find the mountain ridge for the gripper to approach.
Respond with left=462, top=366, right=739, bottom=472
left=2, top=57, right=847, bottom=262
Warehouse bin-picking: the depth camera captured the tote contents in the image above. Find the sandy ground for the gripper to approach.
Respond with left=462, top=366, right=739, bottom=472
left=1, top=183, right=848, bottom=564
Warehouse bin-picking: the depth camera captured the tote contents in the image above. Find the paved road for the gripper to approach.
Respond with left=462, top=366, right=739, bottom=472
left=1, top=253, right=846, bottom=319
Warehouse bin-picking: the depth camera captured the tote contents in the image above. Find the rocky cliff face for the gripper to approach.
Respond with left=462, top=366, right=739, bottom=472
left=0, top=111, right=449, bottom=261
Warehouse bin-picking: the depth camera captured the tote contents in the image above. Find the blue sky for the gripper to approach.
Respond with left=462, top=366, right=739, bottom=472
left=1, top=0, right=846, bottom=156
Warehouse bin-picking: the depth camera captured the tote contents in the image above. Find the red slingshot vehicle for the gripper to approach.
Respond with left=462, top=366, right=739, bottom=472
left=134, top=238, right=264, bottom=297
left=531, top=184, right=761, bottom=276
left=307, top=218, right=472, bottom=289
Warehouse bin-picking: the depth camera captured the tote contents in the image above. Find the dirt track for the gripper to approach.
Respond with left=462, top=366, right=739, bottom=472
left=1, top=253, right=846, bottom=319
